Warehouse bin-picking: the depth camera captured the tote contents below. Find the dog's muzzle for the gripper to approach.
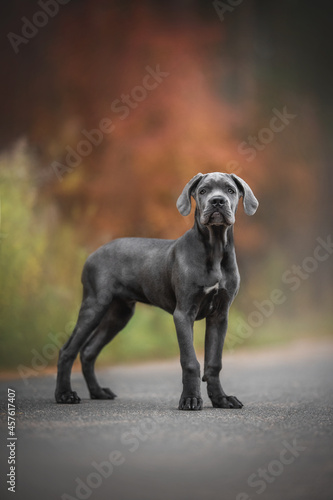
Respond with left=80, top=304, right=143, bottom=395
left=200, top=198, right=235, bottom=226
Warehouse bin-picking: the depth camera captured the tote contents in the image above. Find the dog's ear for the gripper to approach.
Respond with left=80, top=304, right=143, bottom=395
left=230, top=174, right=259, bottom=215
left=176, top=173, right=204, bottom=216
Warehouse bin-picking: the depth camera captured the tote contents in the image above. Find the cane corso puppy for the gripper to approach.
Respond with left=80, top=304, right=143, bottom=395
left=55, top=172, right=258, bottom=410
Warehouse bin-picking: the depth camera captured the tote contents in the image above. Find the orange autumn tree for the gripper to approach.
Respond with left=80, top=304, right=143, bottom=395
left=35, top=3, right=263, bottom=248
left=30, top=1, right=315, bottom=264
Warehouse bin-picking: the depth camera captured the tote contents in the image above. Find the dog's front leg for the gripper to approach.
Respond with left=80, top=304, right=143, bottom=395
left=173, top=308, right=203, bottom=411
left=203, top=313, right=243, bottom=409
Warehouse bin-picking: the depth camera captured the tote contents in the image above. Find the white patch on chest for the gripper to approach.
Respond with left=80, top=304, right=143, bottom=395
left=203, top=282, right=219, bottom=295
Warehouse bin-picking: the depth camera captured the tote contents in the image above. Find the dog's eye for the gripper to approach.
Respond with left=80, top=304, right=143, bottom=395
left=228, top=188, right=235, bottom=194
left=199, top=189, right=206, bottom=195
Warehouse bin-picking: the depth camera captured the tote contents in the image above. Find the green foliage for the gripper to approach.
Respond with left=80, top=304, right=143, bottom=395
left=0, top=143, right=242, bottom=372
left=1, top=143, right=330, bottom=375
left=0, top=143, right=87, bottom=369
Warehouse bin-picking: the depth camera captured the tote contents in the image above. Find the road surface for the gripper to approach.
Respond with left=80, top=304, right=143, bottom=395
left=0, top=339, right=333, bottom=500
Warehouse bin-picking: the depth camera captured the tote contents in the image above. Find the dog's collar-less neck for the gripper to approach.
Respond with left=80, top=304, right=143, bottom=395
left=207, top=222, right=227, bottom=243
left=207, top=225, right=230, bottom=262
left=194, top=217, right=233, bottom=267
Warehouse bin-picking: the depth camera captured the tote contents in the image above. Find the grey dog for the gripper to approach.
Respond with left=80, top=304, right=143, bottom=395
left=55, top=172, right=258, bottom=410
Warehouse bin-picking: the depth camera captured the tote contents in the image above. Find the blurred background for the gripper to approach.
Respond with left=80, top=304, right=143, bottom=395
left=0, top=0, right=332, bottom=373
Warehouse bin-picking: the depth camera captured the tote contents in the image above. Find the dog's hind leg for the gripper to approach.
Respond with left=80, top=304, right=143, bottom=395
left=55, top=284, right=113, bottom=404
left=80, top=298, right=135, bottom=400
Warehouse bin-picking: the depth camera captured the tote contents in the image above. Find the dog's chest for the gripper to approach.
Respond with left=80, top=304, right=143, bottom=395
left=195, top=280, right=221, bottom=319
left=197, top=267, right=238, bottom=319
left=203, top=282, right=219, bottom=295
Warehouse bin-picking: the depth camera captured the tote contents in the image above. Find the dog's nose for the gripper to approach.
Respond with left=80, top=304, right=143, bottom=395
left=210, top=197, right=226, bottom=208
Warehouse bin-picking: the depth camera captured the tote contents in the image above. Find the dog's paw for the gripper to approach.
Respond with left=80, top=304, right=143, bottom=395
left=178, top=396, right=203, bottom=411
left=90, top=387, right=117, bottom=400
left=211, top=395, right=243, bottom=409
left=55, top=391, right=81, bottom=404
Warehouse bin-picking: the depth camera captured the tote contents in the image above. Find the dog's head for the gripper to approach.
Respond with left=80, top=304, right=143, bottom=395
left=176, top=172, right=258, bottom=226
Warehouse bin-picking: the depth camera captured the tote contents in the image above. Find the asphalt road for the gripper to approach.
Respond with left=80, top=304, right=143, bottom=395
left=1, top=339, right=333, bottom=500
